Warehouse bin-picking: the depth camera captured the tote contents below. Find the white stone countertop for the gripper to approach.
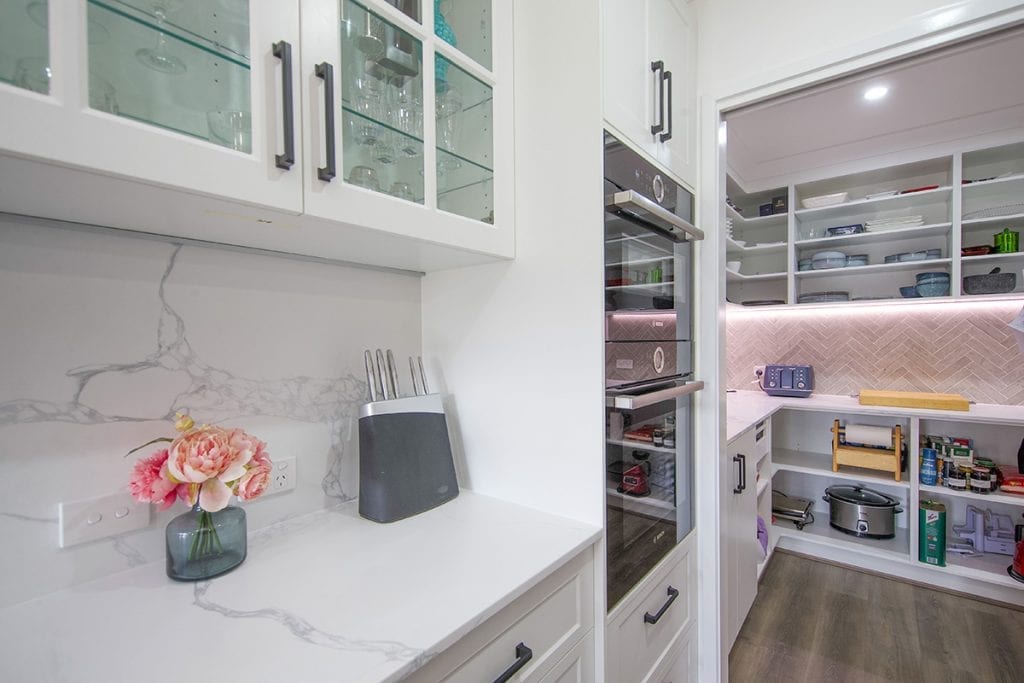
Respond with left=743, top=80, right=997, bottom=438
left=0, top=491, right=601, bottom=683
left=727, top=390, right=1024, bottom=443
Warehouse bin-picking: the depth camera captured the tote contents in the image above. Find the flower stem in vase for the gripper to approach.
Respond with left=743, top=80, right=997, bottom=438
left=166, top=502, right=247, bottom=581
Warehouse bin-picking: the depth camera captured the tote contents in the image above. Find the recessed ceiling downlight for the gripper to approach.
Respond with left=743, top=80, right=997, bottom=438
left=863, top=86, right=889, bottom=101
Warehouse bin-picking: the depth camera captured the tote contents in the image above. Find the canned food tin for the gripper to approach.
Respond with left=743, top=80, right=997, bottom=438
left=919, top=500, right=946, bottom=566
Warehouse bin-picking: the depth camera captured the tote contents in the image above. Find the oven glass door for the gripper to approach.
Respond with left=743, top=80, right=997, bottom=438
left=605, top=391, right=693, bottom=611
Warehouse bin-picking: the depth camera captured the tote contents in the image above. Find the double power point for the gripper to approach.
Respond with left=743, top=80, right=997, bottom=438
left=267, top=456, right=297, bottom=496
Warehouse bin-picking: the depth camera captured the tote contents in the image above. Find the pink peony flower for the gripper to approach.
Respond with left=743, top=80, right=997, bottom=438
left=235, top=461, right=272, bottom=501
left=128, top=449, right=185, bottom=511
left=165, top=425, right=253, bottom=485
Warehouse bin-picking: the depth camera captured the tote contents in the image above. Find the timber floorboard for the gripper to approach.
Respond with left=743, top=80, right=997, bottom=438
left=729, top=551, right=1024, bottom=682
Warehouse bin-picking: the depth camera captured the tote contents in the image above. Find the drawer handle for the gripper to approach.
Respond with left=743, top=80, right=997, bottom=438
left=493, top=642, right=533, bottom=683
left=644, top=585, right=679, bottom=624
left=271, top=40, right=295, bottom=170
left=650, top=60, right=665, bottom=135
left=659, top=69, right=673, bottom=143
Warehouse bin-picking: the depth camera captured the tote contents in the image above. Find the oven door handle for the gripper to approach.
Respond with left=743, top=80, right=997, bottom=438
left=607, top=380, right=704, bottom=410
left=606, top=190, right=704, bottom=241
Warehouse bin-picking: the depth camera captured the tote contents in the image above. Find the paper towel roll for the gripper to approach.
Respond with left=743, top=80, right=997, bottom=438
left=844, top=424, right=893, bottom=448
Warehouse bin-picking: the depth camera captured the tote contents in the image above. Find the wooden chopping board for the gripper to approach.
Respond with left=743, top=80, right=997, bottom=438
left=859, top=389, right=969, bottom=411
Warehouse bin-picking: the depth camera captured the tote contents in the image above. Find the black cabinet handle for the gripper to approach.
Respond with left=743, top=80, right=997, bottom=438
left=315, top=61, right=336, bottom=182
left=739, top=453, right=747, bottom=492
left=493, top=642, right=533, bottom=683
left=733, top=454, right=744, bottom=494
left=650, top=60, right=665, bottom=135
left=660, top=70, right=673, bottom=142
left=644, top=585, right=679, bottom=624
left=271, top=40, right=295, bottom=170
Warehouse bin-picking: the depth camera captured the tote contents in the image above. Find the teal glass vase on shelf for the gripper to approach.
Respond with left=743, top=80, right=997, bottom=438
left=434, top=0, right=456, bottom=85
left=165, top=502, right=247, bottom=581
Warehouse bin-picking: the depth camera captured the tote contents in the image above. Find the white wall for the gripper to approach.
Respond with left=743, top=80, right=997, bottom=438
left=695, top=0, right=1024, bottom=101
left=421, top=0, right=605, bottom=527
left=0, top=217, right=421, bottom=607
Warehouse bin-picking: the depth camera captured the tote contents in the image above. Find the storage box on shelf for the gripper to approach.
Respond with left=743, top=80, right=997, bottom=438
left=0, top=0, right=513, bottom=273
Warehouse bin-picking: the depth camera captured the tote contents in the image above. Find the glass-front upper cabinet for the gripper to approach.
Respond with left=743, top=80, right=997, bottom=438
left=301, top=0, right=511, bottom=260
left=0, top=1, right=302, bottom=213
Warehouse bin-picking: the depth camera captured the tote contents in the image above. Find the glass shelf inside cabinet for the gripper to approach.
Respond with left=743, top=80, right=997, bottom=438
left=87, top=0, right=252, bottom=152
left=434, top=0, right=490, bottom=70
left=436, top=55, right=493, bottom=223
left=0, top=1, right=51, bottom=94
left=341, top=0, right=425, bottom=203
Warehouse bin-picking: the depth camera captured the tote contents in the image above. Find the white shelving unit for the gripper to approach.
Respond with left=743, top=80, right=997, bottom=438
left=760, top=400, right=1024, bottom=603
left=726, top=138, right=1024, bottom=306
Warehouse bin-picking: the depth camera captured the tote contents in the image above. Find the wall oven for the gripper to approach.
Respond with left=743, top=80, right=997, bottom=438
left=603, top=132, right=703, bottom=611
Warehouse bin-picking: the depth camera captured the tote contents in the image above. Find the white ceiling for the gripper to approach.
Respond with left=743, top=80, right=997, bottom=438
left=725, top=24, right=1024, bottom=192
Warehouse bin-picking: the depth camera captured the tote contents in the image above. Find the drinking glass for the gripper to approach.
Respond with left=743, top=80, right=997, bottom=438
left=436, top=85, right=463, bottom=170
left=207, top=109, right=252, bottom=152
left=136, top=1, right=188, bottom=75
left=389, top=181, right=415, bottom=202
left=348, top=164, right=380, bottom=191
left=373, top=132, right=397, bottom=165
left=14, top=57, right=50, bottom=94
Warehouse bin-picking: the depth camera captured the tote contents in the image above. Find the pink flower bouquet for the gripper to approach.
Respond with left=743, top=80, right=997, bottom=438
left=127, top=413, right=273, bottom=566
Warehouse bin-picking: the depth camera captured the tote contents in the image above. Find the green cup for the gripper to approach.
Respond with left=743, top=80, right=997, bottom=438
left=995, top=228, right=1020, bottom=253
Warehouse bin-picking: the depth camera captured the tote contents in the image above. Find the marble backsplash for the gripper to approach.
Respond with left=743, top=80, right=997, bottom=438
left=0, top=217, right=421, bottom=607
left=726, top=301, right=1024, bottom=404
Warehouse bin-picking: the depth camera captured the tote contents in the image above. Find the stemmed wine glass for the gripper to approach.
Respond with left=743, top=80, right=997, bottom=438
left=136, top=1, right=187, bottom=75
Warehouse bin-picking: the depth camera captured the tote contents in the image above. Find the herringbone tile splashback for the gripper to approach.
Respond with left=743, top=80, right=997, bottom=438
left=726, top=302, right=1024, bottom=405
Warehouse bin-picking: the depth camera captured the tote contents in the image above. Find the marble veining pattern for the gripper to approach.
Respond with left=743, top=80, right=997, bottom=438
left=0, top=246, right=364, bottom=501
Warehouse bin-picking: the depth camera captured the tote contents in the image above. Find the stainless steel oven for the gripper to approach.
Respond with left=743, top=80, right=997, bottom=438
left=603, top=131, right=703, bottom=611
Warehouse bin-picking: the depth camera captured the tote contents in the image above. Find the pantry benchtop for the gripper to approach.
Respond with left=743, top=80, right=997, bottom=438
left=727, top=390, right=1024, bottom=442
left=0, top=492, right=600, bottom=683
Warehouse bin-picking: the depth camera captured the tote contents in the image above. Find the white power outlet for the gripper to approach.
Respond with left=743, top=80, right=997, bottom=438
left=59, top=491, right=151, bottom=548
left=266, top=456, right=297, bottom=496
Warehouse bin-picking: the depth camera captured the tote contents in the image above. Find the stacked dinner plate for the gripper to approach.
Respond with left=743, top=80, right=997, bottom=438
left=865, top=215, right=924, bottom=232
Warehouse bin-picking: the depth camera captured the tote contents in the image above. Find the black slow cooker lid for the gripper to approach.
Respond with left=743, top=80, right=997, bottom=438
left=825, top=485, right=899, bottom=507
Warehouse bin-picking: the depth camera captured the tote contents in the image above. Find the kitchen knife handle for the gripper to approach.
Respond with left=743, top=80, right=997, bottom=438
left=375, top=349, right=389, bottom=400
left=417, top=356, right=429, bottom=394
left=315, top=61, right=336, bottom=182
left=409, top=356, right=420, bottom=395
left=650, top=60, right=665, bottom=135
left=492, top=642, right=532, bottom=683
left=272, top=40, right=295, bottom=170
left=364, top=350, right=378, bottom=402
left=660, top=70, right=673, bottom=142
left=386, top=349, right=400, bottom=398
left=644, top=585, right=679, bottom=624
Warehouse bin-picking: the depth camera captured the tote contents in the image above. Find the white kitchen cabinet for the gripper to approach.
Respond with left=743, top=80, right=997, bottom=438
left=0, top=0, right=303, bottom=213
left=406, top=549, right=595, bottom=683
left=601, top=0, right=697, bottom=190
left=605, top=534, right=696, bottom=683
left=721, top=420, right=762, bottom=650
left=300, top=0, right=514, bottom=260
left=0, top=0, right=513, bottom=272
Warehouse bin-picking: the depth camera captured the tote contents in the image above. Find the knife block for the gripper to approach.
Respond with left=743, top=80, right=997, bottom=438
left=358, top=393, right=459, bottom=523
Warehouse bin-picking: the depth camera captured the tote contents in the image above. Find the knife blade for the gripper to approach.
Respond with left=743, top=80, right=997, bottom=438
left=375, top=349, right=390, bottom=400
left=417, top=356, right=429, bottom=394
left=386, top=349, right=400, bottom=398
left=409, top=356, right=421, bottom=395
left=364, top=350, right=378, bottom=402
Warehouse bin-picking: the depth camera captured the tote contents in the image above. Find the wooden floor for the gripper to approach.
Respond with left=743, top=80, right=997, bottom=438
left=729, top=551, right=1024, bottom=682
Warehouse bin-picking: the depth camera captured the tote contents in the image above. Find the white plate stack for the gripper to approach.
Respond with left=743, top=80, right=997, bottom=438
left=865, top=215, right=924, bottom=232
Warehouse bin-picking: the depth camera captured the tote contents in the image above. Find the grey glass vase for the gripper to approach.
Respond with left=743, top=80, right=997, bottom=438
left=165, top=502, right=247, bottom=581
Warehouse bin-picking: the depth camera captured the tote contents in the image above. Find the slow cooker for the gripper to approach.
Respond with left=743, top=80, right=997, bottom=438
left=822, top=485, right=903, bottom=539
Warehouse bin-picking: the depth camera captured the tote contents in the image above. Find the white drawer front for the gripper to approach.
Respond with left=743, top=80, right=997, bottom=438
left=407, top=550, right=594, bottom=683
left=610, top=542, right=694, bottom=682
left=645, top=623, right=696, bottom=683
left=443, top=568, right=588, bottom=682
left=539, top=631, right=595, bottom=683
left=752, top=419, right=771, bottom=461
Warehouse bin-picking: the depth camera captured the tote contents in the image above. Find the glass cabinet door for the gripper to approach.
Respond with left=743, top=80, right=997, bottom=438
left=0, top=1, right=51, bottom=95
left=341, top=0, right=424, bottom=203
left=86, top=0, right=253, bottom=152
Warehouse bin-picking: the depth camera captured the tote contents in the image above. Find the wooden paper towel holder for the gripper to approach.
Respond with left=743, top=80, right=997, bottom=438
left=832, top=420, right=902, bottom=481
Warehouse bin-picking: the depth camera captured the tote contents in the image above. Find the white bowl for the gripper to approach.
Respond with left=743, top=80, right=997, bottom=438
left=801, top=191, right=849, bottom=209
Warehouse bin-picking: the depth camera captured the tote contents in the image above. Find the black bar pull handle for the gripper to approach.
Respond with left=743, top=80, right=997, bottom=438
left=739, top=453, right=747, bottom=492
left=650, top=60, right=665, bottom=135
left=272, top=40, right=295, bottom=170
left=660, top=70, right=673, bottom=142
left=493, top=642, right=533, bottom=683
left=644, top=585, right=679, bottom=624
left=315, top=61, right=336, bottom=182
left=733, top=454, right=743, bottom=494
